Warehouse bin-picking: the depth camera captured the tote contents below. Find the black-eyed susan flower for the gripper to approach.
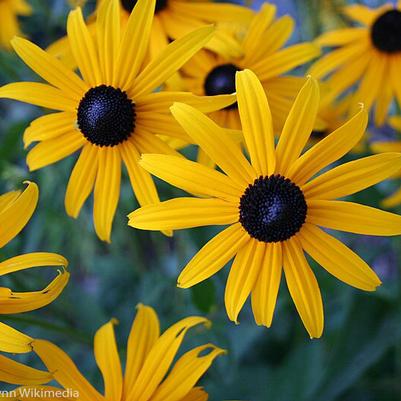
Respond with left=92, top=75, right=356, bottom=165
left=129, top=70, right=401, bottom=338
left=0, top=181, right=69, bottom=354
left=371, top=116, right=401, bottom=208
left=310, top=2, right=401, bottom=126
left=0, top=0, right=31, bottom=49
left=181, top=3, right=320, bottom=131
left=0, top=0, right=233, bottom=242
left=11, top=304, right=223, bottom=401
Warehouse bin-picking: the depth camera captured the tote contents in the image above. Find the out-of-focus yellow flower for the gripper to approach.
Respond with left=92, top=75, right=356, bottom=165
left=0, top=0, right=31, bottom=48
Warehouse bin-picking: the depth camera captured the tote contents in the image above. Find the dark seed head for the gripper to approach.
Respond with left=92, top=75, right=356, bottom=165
left=121, top=0, right=168, bottom=13
left=204, top=63, right=240, bottom=109
left=239, top=175, right=307, bottom=243
left=77, top=85, right=135, bottom=147
left=371, top=9, right=401, bottom=53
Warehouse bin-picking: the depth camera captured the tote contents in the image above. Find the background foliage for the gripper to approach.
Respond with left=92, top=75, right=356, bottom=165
left=0, top=0, right=400, bottom=400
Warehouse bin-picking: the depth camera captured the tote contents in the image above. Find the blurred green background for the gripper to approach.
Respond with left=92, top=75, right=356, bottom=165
left=0, top=0, right=400, bottom=400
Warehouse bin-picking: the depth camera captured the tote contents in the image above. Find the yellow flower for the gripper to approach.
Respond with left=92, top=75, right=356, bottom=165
left=129, top=70, right=401, bottom=338
left=0, top=182, right=69, bottom=386
left=309, top=2, right=401, bottom=126
left=98, top=0, right=253, bottom=60
left=371, top=116, right=401, bottom=208
left=11, top=304, right=224, bottom=401
left=181, top=3, right=320, bottom=132
left=0, top=0, right=31, bottom=49
left=0, top=0, right=233, bottom=242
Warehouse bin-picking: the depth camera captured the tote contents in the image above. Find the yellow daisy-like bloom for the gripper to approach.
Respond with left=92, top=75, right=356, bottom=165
left=0, top=0, right=233, bottom=242
left=0, top=181, right=69, bottom=354
left=0, top=0, right=31, bottom=49
left=371, top=116, right=401, bottom=208
left=48, top=0, right=253, bottom=73
left=129, top=70, right=401, bottom=338
left=10, top=304, right=224, bottom=401
left=98, top=0, right=253, bottom=60
left=0, top=182, right=68, bottom=387
left=309, top=2, right=401, bottom=126
left=181, top=3, right=320, bottom=131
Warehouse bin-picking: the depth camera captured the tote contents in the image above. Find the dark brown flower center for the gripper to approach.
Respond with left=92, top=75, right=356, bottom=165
left=371, top=9, right=401, bottom=53
left=239, top=175, right=307, bottom=243
left=77, top=85, right=135, bottom=147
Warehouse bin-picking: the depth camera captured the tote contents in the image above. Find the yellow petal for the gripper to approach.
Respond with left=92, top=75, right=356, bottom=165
left=253, top=43, right=320, bottom=81
left=0, top=355, right=52, bottom=385
left=317, top=28, right=367, bottom=46
left=242, top=3, right=276, bottom=64
left=251, top=242, right=282, bottom=328
left=178, top=223, right=250, bottom=288
left=137, top=91, right=236, bottom=113
left=32, top=340, right=104, bottom=401
left=67, top=7, right=102, bottom=86
left=116, top=0, right=155, bottom=89
left=282, top=238, right=324, bottom=339
left=132, top=25, right=214, bottom=98
left=120, top=140, right=160, bottom=209
left=96, top=0, right=120, bottom=84
left=299, top=223, right=381, bottom=291
left=11, top=36, right=87, bottom=99
left=140, top=154, right=242, bottom=202
left=0, top=181, right=38, bottom=248
left=236, top=69, right=275, bottom=176
left=225, top=240, right=263, bottom=323
left=275, top=76, right=320, bottom=175
left=65, top=143, right=98, bottom=218
left=170, top=102, right=255, bottom=188
left=307, top=200, right=401, bottom=236
left=179, top=387, right=208, bottom=401
left=303, top=153, right=401, bottom=200
left=287, top=105, right=368, bottom=185
left=126, top=316, right=209, bottom=401
left=342, top=4, right=378, bottom=25
left=0, top=322, right=32, bottom=354
left=94, top=319, right=123, bottom=401
left=383, top=186, right=401, bottom=208
left=124, top=304, right=160, bottom=395
left=0, top=253, right=69, bottom=314
left=245, top=15, right=295, bottom=65
left=133, top=129, right=182, bottom=157
left=0, top=82, right=78, bottom=112
left=370, top=141, right=401, bottom=153
left=23, top=112, right=76, bottom=148
left=0, top=191, right=20, bottom=212
left=26, top=130, right=85, bottom=171
left=151, top=344, right=225, bottom=401
left=93, top=146, right=121, bottom=243
left=128, top=198, right=238, bottom=232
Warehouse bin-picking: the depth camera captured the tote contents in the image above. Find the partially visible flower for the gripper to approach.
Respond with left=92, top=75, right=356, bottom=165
left=0, top=0, right=31, bottom=49
left=310, top=2, right=401, bottom=126
left=0, top=0, right=233, bottom=242
left=0, top=181, right=69, bottom=354
left=0, top=181, right=68, bottom=387
left=129, top=70, right=401, bottom=338
left=371, top=116, right=401, bottom=207
left=10, top=304, right=224, bottom=401
left=181, top=3, right=320, bottom=133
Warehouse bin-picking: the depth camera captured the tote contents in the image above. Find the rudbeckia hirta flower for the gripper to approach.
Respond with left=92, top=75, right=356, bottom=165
left=181, top=3, right=320, bottom=131
left=12, top=304, right=224, bottom=401
left=0, top=0, right=232, bottom=242
left=129, top=70, right=401, bottom=338
left=310, top=2, right=401, bottom=126
left=0, top=0, right=31, bottom=49
left=100, top=0, right=253, bottom=59
left=0, top=181, right=68, bottom=385
left=371, top=116, right=401, bottom=207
